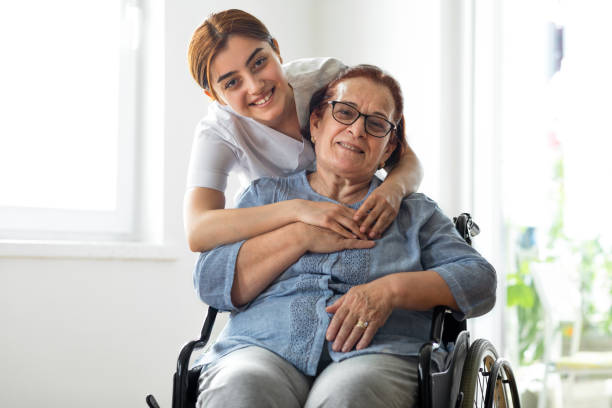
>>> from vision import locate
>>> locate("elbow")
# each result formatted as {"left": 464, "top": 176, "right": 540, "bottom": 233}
{"left": 184, "top": 216, "right": 201, "bottom": 252}
{"left": 469, "top": 264, "right": 498, "bottom": 318}
{"left": 186, "top": 226, "right": 211, "bottom": 252}
{"left": 230, "top": 291, "right": 248, "bottom": 309}
{"left": 187, "top": 235, "right": 203, "bottom": 253}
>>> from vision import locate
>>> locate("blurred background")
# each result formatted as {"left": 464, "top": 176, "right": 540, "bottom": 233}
{"left": 0, "top": 0, "right": 610, "bottom": 406}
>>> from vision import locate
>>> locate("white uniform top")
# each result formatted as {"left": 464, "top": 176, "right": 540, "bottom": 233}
{"left": 186, "top": 57, "right": 346, "bottom": 192}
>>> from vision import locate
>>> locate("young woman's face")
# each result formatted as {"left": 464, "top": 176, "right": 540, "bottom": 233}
{"left": 209, "top": 35, "right": 292, "bottom": 129}
{"left": 310, "top": 77, "right": 398, "bottom": 180}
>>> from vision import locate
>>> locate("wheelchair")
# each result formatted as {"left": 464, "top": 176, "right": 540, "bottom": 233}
{"left": 147, "top": 213, "right": 520, "bottom": 408}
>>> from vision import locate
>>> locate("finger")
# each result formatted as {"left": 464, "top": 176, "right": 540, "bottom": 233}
{"left": 326, "top": 304, "right": 349, "bottom": 341}
{"left": 367, "top": 209, "right": 393, "bottom": 239}
{"left": 326, "top": 296, "right": 345, "bottom": 314}
{"left": 341, "top": 324, "right": 367, "bottom": 352}
{"left": 332, "top": 315, "right": 358, "bottom": 352}
{"left": 355, "top": 325, "right": 377, "bottom": 350}
{"left": 359, "top": 203, "right": 385, "bottom": 234}
{"left": 336, "top": 215, "right": 368, "bottom": 239}
{"left": 326, "top": 222, "right": 357, "bottom": 239}
{"left": 343, "top": 238, "right": 375, "bottom": 250}
{"left": 354, "top": 198, "right": 375, "bottom": 222}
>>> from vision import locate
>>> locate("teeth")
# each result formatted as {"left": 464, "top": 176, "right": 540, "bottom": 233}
{"left": 253, "top": 91, "right": 272, "bottom": 105}
{"left": 338, "top": 142, "right": 362, "bottom": 153}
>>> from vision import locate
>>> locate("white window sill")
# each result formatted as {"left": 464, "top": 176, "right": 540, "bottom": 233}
{"left": 0, "top": 240, "right": 184, "bottom": 261}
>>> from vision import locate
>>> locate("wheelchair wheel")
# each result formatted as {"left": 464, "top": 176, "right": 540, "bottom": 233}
{"left": 484, "top": 358, "right": 521, "bottom": 408}
{"left": 459, "top": 339, "right": 499, "bottom": 407}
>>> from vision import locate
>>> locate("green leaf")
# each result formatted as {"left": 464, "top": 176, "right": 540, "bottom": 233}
{"left": 507, "top": 284, "right": 535, "bottom": 308}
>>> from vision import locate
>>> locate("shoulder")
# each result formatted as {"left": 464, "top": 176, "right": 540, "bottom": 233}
{"left": 237, "top": 172, "right": 305, "bottom": 206}
{"left": 284, "top": 57, "right": 347, "bottom": 87}
{"left": 195, "top": 102, "right": 252, "bottom": 144}
{"left": 399, "top": 193, "right": 441, "bottom": 222}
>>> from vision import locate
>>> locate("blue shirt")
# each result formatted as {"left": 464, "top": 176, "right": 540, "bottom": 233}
{"left": 193, "top": 171, "right": 496, "bottom": 376}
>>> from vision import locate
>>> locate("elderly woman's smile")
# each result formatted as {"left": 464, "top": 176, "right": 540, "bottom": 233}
{"left": 336, "top": 141, "right": 364, "bottom": 154}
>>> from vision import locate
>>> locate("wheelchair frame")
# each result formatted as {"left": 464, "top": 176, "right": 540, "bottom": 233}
{"left": 147, "top": 213, "right": 520, "bottom": 408}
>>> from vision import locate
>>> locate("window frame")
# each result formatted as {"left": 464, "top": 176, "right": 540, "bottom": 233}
{"left": 0, "top": 0, "right": 142, "bottom": 242}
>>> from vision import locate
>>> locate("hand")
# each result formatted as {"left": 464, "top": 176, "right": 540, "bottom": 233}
{"left": 325, "top": 278, "right": 393, "bottom": 352}
{"left": 300, "top": 223, "right": 375, "bottom": 254}
{"left": 353, "top": 184, "right": 402, "bottom": 239}
{"left": 296, "top": 200, "right": 367, "bottom": 240}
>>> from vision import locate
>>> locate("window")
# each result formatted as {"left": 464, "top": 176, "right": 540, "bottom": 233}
{"left": 473, "top": 0, "right": 612, "bottom": 404}
{"left": 0, "top": 0, "right": 142, "bottom": 241}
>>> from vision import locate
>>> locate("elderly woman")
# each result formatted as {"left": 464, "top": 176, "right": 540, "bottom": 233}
{"left": 193, "top": 65, "right": 496, "bottom": 408}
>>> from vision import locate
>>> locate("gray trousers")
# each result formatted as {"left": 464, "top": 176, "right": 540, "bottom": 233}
{"left": 197, "top": 346, "right": 418, "bottom": 408}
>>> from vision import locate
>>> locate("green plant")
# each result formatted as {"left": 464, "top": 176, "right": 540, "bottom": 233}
{"left": 506, "top": 154, "right": 612, "bottom": 365}
{"left": 507, "top": 256, "right": 545, "bottom": 364}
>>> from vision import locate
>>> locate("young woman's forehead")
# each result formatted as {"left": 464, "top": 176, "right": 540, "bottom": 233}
{"left": 211, "top": 35, "right": 273, "bottom": 75}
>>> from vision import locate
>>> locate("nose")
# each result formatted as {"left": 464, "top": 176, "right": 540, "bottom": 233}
{"left": 246, "top": 74, "right": 265, "bottom": 95}
{"left": 346, "top": 115, "right": 367, "bottom": 138}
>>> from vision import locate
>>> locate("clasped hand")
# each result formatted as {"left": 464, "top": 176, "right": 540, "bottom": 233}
{"left": 296, "top": 183, "right": 400, "bottom": 240}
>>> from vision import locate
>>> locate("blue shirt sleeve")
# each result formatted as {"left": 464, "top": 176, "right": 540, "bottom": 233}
{"left": 192, "top": 179, "right": 276, "bottom": 311}
{"left": 416, "top": 200, "right": 497, "bottom": 319}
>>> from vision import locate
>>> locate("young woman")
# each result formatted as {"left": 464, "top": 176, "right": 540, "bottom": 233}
{"left": 185, "top": 9, "right": 423, "bottom": 252}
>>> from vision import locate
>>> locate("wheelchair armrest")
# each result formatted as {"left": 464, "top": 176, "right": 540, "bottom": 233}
{"left": 176, "top": 306, "right": 218, "bottom": 376}
{"left": 171, "top": 306, "right": 219, "bottom": 408}
{"left": 199, "top": 306, "right": 218, "bottom": 343}
{"left": 429, "top": 306, "right": 448, "bottom": 344}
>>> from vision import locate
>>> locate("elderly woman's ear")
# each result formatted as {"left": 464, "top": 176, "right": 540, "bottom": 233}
{"left": 309, "top": 109, "right": 324, "bottom": 143}
{"left": 379, "top": 137, "right": 398, "bottom": 169}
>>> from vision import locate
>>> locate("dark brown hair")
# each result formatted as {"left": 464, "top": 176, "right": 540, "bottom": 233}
{"left": 305, "top": 64, "right": 407, "bottom": 167}
{"left": 187, "top": 9, "right": 280, "bottom": 100}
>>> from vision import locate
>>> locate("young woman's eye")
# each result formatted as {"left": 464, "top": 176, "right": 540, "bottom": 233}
{"left": 252, "top": 56, "right": 267, "bottom": 70}
{"left": 224, "top": 78, "right": 238, "bottom": 90}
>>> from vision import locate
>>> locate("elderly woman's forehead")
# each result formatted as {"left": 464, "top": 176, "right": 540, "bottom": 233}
{"left": 334, "top": 78, "right": 395, "bottom": 110}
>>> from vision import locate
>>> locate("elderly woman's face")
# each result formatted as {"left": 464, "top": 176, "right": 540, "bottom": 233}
{"left": 310, "top": 77, "right": 398, "bottom": 179}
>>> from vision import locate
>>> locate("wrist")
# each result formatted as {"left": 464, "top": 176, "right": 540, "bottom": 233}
{"left": 383, "top": 274, "right": 407, "bottom": 309}
{"left": 288, "top": 222, "right": 310, "bottom": 253}
{"left": 379, "top": 181, "right": 404, "bottom": 206}
{"left": 288, "top": 199, "right": 306, "bottom": 223}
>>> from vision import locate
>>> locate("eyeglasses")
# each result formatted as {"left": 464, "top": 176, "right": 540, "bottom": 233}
{"left": 327, "top": 101, "right": 396, "bottom": 138}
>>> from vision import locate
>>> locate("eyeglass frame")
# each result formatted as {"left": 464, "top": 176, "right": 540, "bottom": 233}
{"left": 327, "top": 100, "right": 397, "bottom": 138}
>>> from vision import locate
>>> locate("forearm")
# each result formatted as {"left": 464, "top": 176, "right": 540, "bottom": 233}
{"left": 382, "top": 270, "right": 459, "bottom": 311}
{"left": 186, "top": 199, "right": 301, "bottom": 252}
{"left": 232, "top": 223, "right": 307, "bottom": 307}
{"left": 383, "top": 144, "right": 423, "bottom": 196}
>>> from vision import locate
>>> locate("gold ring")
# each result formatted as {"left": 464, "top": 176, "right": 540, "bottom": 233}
{"left": 355, "top": 320, "right": 369, "bottom": 329}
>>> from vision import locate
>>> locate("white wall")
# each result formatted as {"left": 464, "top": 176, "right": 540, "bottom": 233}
{"left": 0, "top": 2, "right": 460, "bottom": 407}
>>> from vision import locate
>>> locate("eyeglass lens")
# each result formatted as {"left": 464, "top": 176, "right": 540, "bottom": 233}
{"left": 331, "top": 102, "right": 392, "bottom": 137}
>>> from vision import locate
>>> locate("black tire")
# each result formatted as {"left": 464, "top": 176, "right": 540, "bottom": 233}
{"left": 459, "top": 339, "right": 499, "bottom": 407}
{"left": 484, "top": 358, "right": 521, "bottom": 408}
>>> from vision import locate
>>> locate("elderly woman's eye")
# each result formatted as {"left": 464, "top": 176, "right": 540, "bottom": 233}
{"left": 369, "top": 119, "right": 387, "bottom": 131}
{"left": 336, "top": 108, "right": 356, "bottom": 120}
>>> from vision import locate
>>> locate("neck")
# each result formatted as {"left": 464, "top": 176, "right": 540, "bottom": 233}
{"left": 273, "top": 86, "right": 302, "bottom": 141}
{"left": 307, "top": 170, "right": 372, "bottom": 205}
